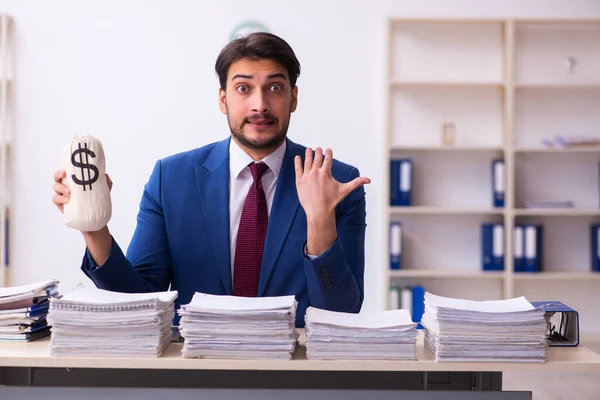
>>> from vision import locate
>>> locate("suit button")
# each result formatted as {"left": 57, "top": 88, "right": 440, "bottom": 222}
{"left": 320, "top": 266, "right": 328, "bottom": 273}
{"left": 325, "top": 282, "right": 333, "bottom": 289}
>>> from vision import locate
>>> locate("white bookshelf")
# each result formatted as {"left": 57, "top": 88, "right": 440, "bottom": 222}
{"left": 0, "top": 15, "right": 13, "bottom": 288}
{"left": 386, "top": 18, "right": 600, "bottom": 335}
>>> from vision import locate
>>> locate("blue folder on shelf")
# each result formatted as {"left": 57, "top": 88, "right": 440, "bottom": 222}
{"left": 389, "top": 222, "right": 402, "bottom": 270}
{"left": 481, "top": 223, "right": 504, "bottom": 271}
{"left": 491, "top": 158, "right": 505, "bottom": 208}
{"left": 390, "top": 159, "right": 412, "bottom": 206}
{"left": 591, "top": 224, "right": 600, "bottom": 272}
{"left": 530, "top": 301, "right": 579, "bottom": 347}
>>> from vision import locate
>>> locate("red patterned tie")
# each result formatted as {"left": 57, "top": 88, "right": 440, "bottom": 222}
{"left": 233, "top": 162, "right": 270, "bottom": 297}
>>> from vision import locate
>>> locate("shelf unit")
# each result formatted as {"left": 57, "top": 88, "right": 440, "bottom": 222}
{"left": 0, "top": 15, "right": 13, "bottom": 288}
{"left": 385, "top": 18, "right": 600, "bottom": 333}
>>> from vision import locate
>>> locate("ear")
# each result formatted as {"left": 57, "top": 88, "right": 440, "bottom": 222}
{"left": 291, "top": 86, "right": 298, "bottom": 113}
{"left": 218, "top": 87, "right": 227, "bottom": 114}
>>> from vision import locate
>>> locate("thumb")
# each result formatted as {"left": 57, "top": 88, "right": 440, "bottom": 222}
{"left": 341, "top": 176, "right": 371, "bottom": 197}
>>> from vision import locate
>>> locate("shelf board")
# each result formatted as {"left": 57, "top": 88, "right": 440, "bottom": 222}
{"left": 391, "top": 145, "right": 504, "bottom": 152}
{"left": 390, "top": 80, "right": 504, "bottom": 88}
{"left": 389, "top": 270, "right": 504, "bottom": 279}
{"left": 515, "top": 83, "right": 600, "bottom": 89}
{"left": 391, "top": 206, "right": 504, "bottom": 216}
{"left": 515, "top": 146, "right": 600, "bottom": 153}
{"left": 513, "top": 272, "right": 600, "bottom": 281}
{"left": 514, "top": 208, "right": 600, "bottom": 217}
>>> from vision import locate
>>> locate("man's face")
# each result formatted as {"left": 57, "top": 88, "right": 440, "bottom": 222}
{"left": 219, "top": 58, "right": 298, "bottom": 153}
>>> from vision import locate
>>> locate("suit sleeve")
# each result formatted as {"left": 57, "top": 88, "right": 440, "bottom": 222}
{"left": 81, "top": 160, "right": 172, "bottom": 293}
{"left": 303, "top": 167, "right": 365, "bottom": 313}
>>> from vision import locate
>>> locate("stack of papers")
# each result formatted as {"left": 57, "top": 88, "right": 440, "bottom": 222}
{"left": 305, "top": 307, "right": 418, "bottom": 360}
{"left": 47, "top": 285, "right": 177, "bottom": 357}
{"left": 422, "top": 292, "right": 548, "bottom": 362}
{"left": 0, "top": 279, "right": 59, "bottom": 341}
{"left": 178, "top": 293, "right": 298, "bottom": 359}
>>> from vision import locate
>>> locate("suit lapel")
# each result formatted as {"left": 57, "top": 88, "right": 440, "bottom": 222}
{"left": 195, "top": 138, "right": 232, "bottom": 294}
{"left": 257, "top": 139, "right": 302, "bottom": 296}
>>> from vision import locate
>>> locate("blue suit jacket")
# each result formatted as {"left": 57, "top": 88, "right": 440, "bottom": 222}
{"left": 81, "top": 137, "right": 366, "bottom": 327}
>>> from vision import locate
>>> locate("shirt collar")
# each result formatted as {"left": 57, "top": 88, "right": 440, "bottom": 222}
{"left": 229, "top": 137, "right": 287, "bottom": 180}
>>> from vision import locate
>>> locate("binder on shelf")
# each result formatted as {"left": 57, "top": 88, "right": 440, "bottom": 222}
{"left": 401, "top": 286, "right": 412, "bottom": 315}
{"left": 491, "top": 159, "right": 505, "bottom": 208}
{"left": 523, "top": 225, "right": 543, "bottom": 272}
{"left": 389, "top": 222, "right": 402, "bottom": 270}
{"left": 591, "top": 224, "right": 600, "bottom": 272}
{"left": 481, "top": 223, "right": 504, "bottom": 271}
{"left": 514, "top": 225, "right": 525, "bottom": 272}
{"left": 388, "top": 285, "right": 400, "bottom": 309}
{"left": 411, "top": 285, "right": 425, "bottom": 329}
{"left": 530, "top": 301, "right": 579, "bottom": 347}
{"left": 390, "top": 159, "right": 412, "bottom": 206}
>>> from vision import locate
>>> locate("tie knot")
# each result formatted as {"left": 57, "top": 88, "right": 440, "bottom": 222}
{"left": 249, "top": 162, "right": 269, "bottom": 182}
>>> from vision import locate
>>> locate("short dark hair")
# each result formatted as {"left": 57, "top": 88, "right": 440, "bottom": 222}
{"left": 215, "top": 32, "right": 301, "bottom": 90}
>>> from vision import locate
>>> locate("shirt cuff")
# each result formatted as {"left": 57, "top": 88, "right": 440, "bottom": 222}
{"left": 303, "top": 243, "right": 318, "bottom": 260}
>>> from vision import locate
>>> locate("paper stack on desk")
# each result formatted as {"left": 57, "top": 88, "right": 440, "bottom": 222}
{"left": 0, "top": 279, "right": 59, "bottom": 341}
{"left": 304, "top": 307, "right": 418, "bottom": 360}
{"left": 422, "top": 292, "right": 548, "bottom": 362}
{"left": 178, "top": 293, "right": 298, "bottom": 359}
{"left": 47, "top": 285, "right": 177, "bottom": 357}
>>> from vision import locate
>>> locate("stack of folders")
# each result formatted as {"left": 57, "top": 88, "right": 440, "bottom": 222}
{"left": 178, "top": 293, "right": 298, "bottom": 359}
{"left": 47, "top": 285, "right": 177, "bottom": 357}
{"left": 422, "top": 292, "right": 548, "bottom": 362}
{"left": 304, "top": 307, "right": 418, "bottom": 360}
{"left": 0, "top": 279, "right": 59, "bottom": 341}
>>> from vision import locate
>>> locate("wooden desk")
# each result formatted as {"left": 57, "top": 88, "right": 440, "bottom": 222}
{"left": 0, "top": 331, "right": 598, "bottom": 392}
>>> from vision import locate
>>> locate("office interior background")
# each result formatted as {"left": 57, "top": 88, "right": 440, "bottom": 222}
{"left": 0, "top": 0, "right": 600, "bottom": 388}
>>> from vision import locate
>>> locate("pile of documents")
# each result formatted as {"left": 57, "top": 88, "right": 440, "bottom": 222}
{"left": 178, "top": 293, "right": 298, "bottom": 359}
{"left": 47, "top": 285, "right": 177, "bottom": 357}
{"left": 304, "top": 307, "right": 418, "bottom": 360}
{"left": 0, "top": 279, "right": 59, "bottom": 341}
{"left": 422, "top": 292, "right": 548, "bottom": 362}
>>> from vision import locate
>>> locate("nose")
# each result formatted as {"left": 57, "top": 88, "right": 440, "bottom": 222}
{"left": 251, "top": 91, "right": 269, "bottom": 114}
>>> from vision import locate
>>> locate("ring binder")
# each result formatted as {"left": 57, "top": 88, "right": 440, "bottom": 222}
{"left": 531, "top": 301, "right": 579, "bottom": 347}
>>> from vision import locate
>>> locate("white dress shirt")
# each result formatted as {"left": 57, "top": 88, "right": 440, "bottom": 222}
{"left": 229, "top": 138, "right": 286, "bottom": 278}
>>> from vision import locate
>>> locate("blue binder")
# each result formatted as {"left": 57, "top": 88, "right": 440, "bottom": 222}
{"left": 530, "top": 301, "right": 579, "bottom": 347}
{"left": 491, "top": 159, "right": 505, "bottom": 208}
{"left": 591, "top": 224, "right": 600, "bottom": 272}
{"left": 481, "top": 223, "right": 504, "bottom": 271}
{"left": 523, "top": 224, "right": 542, "bottom": 272}
{"left": 411, "top": 285, "right": 425, "bottom": 329}
{"left": 389, "top": 222, "right": 402, "bottom": 270}
{"left": 390, "top": 159, "right": 412, "bottom": 206}
{"left": 513, "top": 225, "right": 525, "bottom": 272}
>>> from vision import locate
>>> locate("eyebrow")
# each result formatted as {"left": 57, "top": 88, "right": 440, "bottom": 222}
{"left": 231, "top": 73, "right": 288, "bottom": 81}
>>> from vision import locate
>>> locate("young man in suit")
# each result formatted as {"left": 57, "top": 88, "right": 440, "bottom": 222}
{"left": 52, "top": 32, "right": 370, "bottom": 327}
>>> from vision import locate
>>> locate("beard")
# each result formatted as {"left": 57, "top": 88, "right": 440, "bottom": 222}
{"left": 226, "top": 109, "right": 290, "bottom": 152}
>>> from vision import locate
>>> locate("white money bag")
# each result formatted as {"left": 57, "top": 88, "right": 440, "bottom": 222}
{"left": 61, "top": 134, "right": 112, "bottom": 231}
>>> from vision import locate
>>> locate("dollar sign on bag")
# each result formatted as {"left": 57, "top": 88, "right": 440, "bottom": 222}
{"left": 71, "top": 143, "right": 98, "bottom": 191}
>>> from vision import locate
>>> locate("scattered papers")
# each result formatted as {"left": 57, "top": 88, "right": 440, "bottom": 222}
{"left": 422, "top": 292, "right": 548, "bottom": 362}
{"left": 178, "top": 293, "right": 298, "bottom": 359}
{"left": 305, "top": 307, "right": 418, "bottom": 360}
{"left": 47, "top": 284, "right": 177, "bottom": 357}
{"left": 0, "top": 279, "right": 58, "bottom": 341}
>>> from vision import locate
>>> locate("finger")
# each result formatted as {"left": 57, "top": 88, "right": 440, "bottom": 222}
{"left": 313, "top": 147, "right": 323, "bottom": 169}
{"left": 53, "top": 194, "right": 69, "bottom": 205}
{"left": 341, "top": 177, "right": 372, "bottom": 197}
{"left": 53, "top": 182, "right": 70, "bottom": 196}
{"left": 322, "top": 148, "right": 333, "bottom": 171}
{"left": 304, "top": 147, "right": 312, "bottom": 171}
{"left": 294, "top": 155, "right": 303, "bottom": 180}
{"left": 54, "top": 169, "right": 66, "bottom": 182}
{"left": 105, "top": 173, "right": 113, "bottom": 190}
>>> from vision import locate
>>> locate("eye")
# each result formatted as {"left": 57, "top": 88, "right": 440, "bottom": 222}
{"left": 236, "top": 85, "right": 249, "bottom": 94}
{"left": 270, "top": 84, "right": 282, "bottom": 92}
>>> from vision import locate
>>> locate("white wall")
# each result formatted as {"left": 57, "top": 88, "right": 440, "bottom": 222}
{"left": 1, "top": 0, "right": 599, "bottom": 314}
